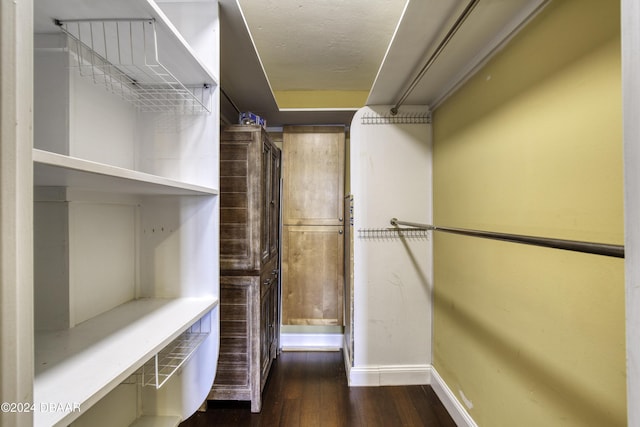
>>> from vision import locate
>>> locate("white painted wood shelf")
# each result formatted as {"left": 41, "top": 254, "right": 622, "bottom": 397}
{"left": 33, "top": 0, "right": 218, "bottom": 88}
{"left": 34, "top": 297, "right": 218, "bottom": 427}
{"left": 33, "top": 149, "right": 218, "bottom": 196}
{"left": 129, "top": 415, "right": 182, "bottom": 427}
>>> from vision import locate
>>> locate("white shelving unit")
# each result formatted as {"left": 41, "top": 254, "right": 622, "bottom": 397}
{"left": 32, "top": 0, "right": 220, "bottom": 426}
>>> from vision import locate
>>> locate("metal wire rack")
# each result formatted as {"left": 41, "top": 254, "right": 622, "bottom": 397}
{"left": 360, "top": 111, "right": 431, "bottom": 125}
{"left": 57, "top": 19, "right": 211, "bottom": 114}
{"left": 125, "top": 317, "right": 210, "bottom": 389}
{"left": 358, "top": 227, "right": 431, "bottom": 240}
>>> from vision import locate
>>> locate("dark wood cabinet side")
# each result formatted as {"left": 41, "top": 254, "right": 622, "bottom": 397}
{"left": 211, "top": 125, "right": 281, "bottom": 413}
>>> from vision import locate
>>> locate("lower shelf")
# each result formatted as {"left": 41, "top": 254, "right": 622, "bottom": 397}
{"left": 129, "top": 415, "right": 182, "bottom": 427}
{"left": 34, "top": 297, "right": 218, "bottom": 427}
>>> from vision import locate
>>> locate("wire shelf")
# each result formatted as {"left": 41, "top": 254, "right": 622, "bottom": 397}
{"left": 358, "top": 227, "right": 431, "bottom": 240}
{"left": 57, "top": 19, "right": 212, "bottom": 114}
{"left": 360, "top": 111, "right": 431, "bottom": 125}
{"left": 125, "top": 317, "right": 210, "bottom": 389}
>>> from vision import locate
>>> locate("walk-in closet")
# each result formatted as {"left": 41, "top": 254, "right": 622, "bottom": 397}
{"left": 1, "top": 0, "right": 638, "bottom": 426}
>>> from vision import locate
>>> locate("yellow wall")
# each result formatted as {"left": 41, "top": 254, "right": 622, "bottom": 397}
{"left": 432, "top": 0, "right": 625, "bottom": 425}
{"left": 273, "top": 90, "right": 368, "bottom": 109}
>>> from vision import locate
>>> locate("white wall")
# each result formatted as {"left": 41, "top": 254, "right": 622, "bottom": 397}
{"left": 349, "top": 105, "right": 433, "bottom": 386}
{"left": 622, "top": 1, "right": 640, "bottom": 425}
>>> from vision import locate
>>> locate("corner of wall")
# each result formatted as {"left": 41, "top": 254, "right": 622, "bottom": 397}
{"left": 430, "top": 367, "right": 479, "bottom": 427}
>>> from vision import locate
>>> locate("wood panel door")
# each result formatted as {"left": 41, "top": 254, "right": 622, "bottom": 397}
{"left": 281, "top": 126, "right": 345, "bottom": 325}
{"left": 282, "top": 225, "right": 344, "bottom": 325}
{"left": 269, "top": 147, "right": 281, "bottom": 259}
{"left": 282, "top": 126, "right": 345, "bottom": 226}
{"left": 219, "top": 126, "right": 262, "bottom": 272}
{"left": 260, "top": 138, "right": 273, "bottom": 264}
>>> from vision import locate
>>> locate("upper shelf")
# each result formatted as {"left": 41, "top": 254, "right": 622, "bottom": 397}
{"left": 34, "top": 149, "right": 219, "bottom": 196}
{"left": 34, "top": 0, "right": 218, "bottom": 113}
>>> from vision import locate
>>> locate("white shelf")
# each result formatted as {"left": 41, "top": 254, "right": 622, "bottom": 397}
{"left": 33, "top": 0, "right": 218, "bottom": 87}
{"left": 34, "top": 149, "right": 218, "bottom": 196}
{"left": 129, "top": 416, "right": 181, "bottom": 427}
{"left": 34, "top": 296, "right": 218, "bottom": 427}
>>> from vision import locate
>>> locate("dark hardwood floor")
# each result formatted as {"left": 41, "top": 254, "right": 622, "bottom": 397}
{"left": 180, "top": 351, "right": 457, "bottom": 427}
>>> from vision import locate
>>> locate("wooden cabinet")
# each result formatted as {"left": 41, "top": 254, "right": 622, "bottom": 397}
{"left": 281, "top": 225, "right": 344, "bottom": 325}
{"left": 211, "top": 125, "right": 281, "bottom": 412}
{"left": 281, "top": 126, "right": 345, "bottom": 326}
{"left": 282, "top": 126, "right": 345, "bottom": 226}
{"left": 260, "top": 262, "right": 280, "bottom": 382}
{"left": 30, "top": 1, "right": 221, "bottom": 426}
{"left": 219, "top": 125, "right": 280, "bottom": 272}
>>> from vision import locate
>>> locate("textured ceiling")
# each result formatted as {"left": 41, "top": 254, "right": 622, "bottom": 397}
{"left": 220, "top": 0, "right": 549, "bottom": 126}
{"left": 236, "top": 0, "right": 407, "bottom": 108}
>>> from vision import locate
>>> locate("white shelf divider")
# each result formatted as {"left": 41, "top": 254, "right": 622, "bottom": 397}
{"left": 34, "top": 296, "right": 218, "bottom": 427}
{"left": 33, "top": 148, "right": 218, "bottom": 196}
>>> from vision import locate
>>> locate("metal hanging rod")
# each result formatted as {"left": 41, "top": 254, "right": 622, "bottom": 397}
{"left": 390, "top": 0, "right": 481, "bottom": 115}
{"left": 390, "top": 218, "right": 435, "bottom": 230}
{"left": 389, "top": 218, "right": 625, "bottom": 258}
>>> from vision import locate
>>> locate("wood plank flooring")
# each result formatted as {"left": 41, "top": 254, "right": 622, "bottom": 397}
{"left": 180, "top": 351, "right": 457, "bottom": 427}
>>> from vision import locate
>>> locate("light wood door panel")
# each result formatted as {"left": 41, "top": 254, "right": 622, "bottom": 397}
{"left": 282, "top": 126, "right": 345, "bottom": 226}
{"left": 282, "top": 225, "right": 344, "bottom": 325}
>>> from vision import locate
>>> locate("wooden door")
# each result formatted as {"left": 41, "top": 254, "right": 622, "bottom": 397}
{"left": 281, "top": 126, "right": 345, "bottom": 325}
{"left": 269, "top": 147, "right": 281, "bottom": 259}
{"left": 282, "top": 126, "right": 345, "bottom": 226}
{"left": 260, "top": 138, "right": 272, "bottom": 264}
{"left": 282, "top": 225, "right": 344, "bottom": 325}
{"left": 219, "top": 126, "right": 263, "bottom": 272}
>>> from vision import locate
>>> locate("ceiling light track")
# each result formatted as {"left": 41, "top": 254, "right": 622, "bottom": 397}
{"left": 390, "top": 0, "right": 481, "bottom": 115}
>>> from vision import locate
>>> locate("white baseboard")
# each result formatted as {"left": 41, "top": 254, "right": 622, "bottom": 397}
{"left": 280, "top": 333, "right": 343, "bottom": 351}
{"left": 348, "top": 364, "right": 431, "bottom": 387}
{"left": 280, "top": 335, "right": 476, "bottom": 426}
{"left": 430, "top": 367, "right": 478, "bottom": 427}
{"left": 345, "top": 363, "right": 478, "bottom": 427}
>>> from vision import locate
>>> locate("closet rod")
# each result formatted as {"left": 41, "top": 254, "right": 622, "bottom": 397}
{"left": 389, "top": 218, "right": 625, "bottom": 258}
{"left": 390, "top": 0, "right": 481, "bottom": 115}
